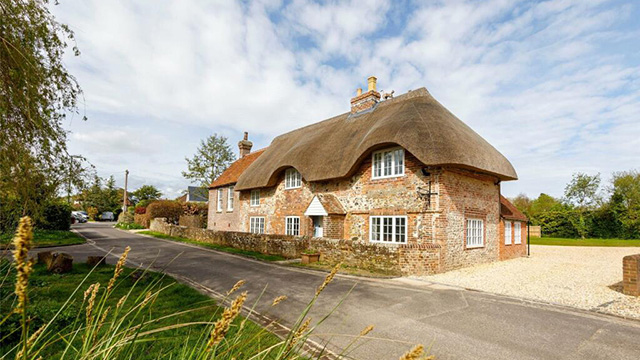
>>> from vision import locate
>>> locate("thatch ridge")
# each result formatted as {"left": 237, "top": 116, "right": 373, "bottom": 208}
{"left": 235, "top": 87, "right": 517, "bottom": 190}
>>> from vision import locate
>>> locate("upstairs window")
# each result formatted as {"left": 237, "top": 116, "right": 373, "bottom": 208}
{"left": 227, "top": 186, "right": 234, "bottom": 211}
{"left": 372, "top": 148, "right": 404, "bottom": 179}
{"left": 370, "top": 216, "right": 407, "bottom": 244}
{"left": 466, "top": 219, "right": 484, "bottom": 248}
{"left": 250, "top": 190, "right": 260, "bottom": 206}
{"left": 285, "top": 168, "right": 302, "bottom": 189}
{"left": 505, "top": 221, "right": 512, "bottom": 245}
{"left": 285, "top": 216, "right": 300, "bottom": 236}
{"left": 514, "top": 222, "right": 522, "bottom": 244}
{"left": 217, "top": 189, "right": 223, "bottom": 212}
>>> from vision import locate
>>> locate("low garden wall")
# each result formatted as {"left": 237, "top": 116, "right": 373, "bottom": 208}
{"left": 150, "top": 218, "right": 442, "bottom": 276}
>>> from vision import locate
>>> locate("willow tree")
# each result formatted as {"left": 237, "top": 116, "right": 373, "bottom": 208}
{"left": 0, "top": 0, "right": 86, "bottom": 229}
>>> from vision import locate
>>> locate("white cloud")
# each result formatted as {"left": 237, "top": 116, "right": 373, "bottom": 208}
{"left": 53, "top": 0, "right": 640, "bottom": 199}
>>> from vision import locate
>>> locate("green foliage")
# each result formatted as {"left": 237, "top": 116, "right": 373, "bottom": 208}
{"left": 530, "top": 237, "right": 640, "bottom": 247}
{"left": 182, "top": 134, "right": 236, "bottom": 187}
{"left": 79, "top": 175, "right": 122, "bottom": 214}
{"left": 146, "top": 200, "right": 183, "bottom": 224}
{"left": 117, "top": 211, "right": 134, "bottom": 224}
{"left": 37, "top": 202, "right": 72, "bottom": 230}
{"left": 0, "top": 229, "right": 84, "bottom": 247}
{"left": 131, "top": 185, "right": 162, "bottom": 203}
{"left": 114, "top": 222, "right": 145, "bottom": 230}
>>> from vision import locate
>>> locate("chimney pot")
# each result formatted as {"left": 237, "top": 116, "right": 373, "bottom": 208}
{"left": 238, "top": 132, "right": 253, "bottom": 158}
{"left": 367, "top": 76, "right": 377, "bottom": 92}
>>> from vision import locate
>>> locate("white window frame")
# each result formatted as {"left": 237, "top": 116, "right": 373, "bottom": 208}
{"left": 285, "top": 216, "right": 300, "bottom": 236}
{"left": 369, "top": 216, "right": 408, "bottom": 244}
{"left": 514, "top": 222, "right": 522, "bottom": 244}
{"left": 505, "top": 221, "right": 512, "bottom": 245}
{"left": 372, "top": 148, "right": 405, "bottom": 180}
{"left": 284, "top": 168, "right": 302, "bottom": 189}
{"left": 250, "top": 189, "right": 260, "bottom": 206}
{"left": 217, "top": 189, "right": 223, "bottom": 212}
{"left": 227, "top": 186, "right": 234, "bottom": 211}
{"left": 466, "top": 219, "right": 484, "bottom": 249}
{"left": 250, "top": 217, "right": 265, "bottom": 234}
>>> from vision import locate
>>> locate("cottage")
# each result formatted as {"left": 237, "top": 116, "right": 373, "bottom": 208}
{"left": 209, "top": 77, "right": 527, "bottom": 273}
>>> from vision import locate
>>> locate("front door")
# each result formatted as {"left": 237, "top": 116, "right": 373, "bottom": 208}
{"left": 312, "top": 216, "right": 323, "bottom": 238}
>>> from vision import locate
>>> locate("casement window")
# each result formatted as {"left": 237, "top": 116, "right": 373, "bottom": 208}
{"left": 250, "top": 190, "right": 260, "bottom": 206}
{"left": 372, "top": 148, "right": 404, "bottom": 179}
{"left": 285, "top": 216, "right": 300, "bottom": 236}
{"left": 466, "top": 219, "right": 484, "bottom": 248}
{"left": 514, "top": 222, "right": 522, "bottom": 244}
{"left": 250, "top": 217, "right": 265, "bottom": 234}
{"left": 217, "top": 189, "right": 223, "bottom": 212}
{"left": 285, "top": 168, "right": 302, "bottom": 189}
{"left": 370, "top": 216, "right": 407, "bottom": 244}
{"left": 505, "top": 221, "right": 512, "bottom": 245}
{"left": 227, "top": 186, "right": 234, "bottom": 211}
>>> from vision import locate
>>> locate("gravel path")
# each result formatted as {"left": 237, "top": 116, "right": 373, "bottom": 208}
{"left": 415, "top": 245, "right": 640, "bottom": 320}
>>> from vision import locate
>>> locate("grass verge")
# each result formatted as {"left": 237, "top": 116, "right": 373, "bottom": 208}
{"left": 530, "top": 236, "right": 640, "bottom": 247}
{"left": 138, "top": 230, "right": 286, "bottom": 262}
{"left": 291, "top": 261, "right": 400, "bottom": 278}
{"left": 0, "top": 229, "right": 85, "bottom": 248}
{"left": 0, "top": 261, "right": 280, "bottom": 359}
{"left": 114, "top": 222, "right": 146, "bottom": 230}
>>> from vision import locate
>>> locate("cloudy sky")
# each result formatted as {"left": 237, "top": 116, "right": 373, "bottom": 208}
{"left": 53, "top": 0, "right": 640, "bottom": 199}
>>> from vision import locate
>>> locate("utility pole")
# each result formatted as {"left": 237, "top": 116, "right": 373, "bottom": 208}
{"left": 123, "top": 169, "right": 129, "bottom": 212}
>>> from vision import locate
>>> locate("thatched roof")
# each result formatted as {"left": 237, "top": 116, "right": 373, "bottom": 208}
{"left": 235, "top": 87, "right": 517, "bottom": 191}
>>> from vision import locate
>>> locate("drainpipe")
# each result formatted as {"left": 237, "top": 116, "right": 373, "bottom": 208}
{"left": 527, "top": 220, "right": 531, "bottom": 257}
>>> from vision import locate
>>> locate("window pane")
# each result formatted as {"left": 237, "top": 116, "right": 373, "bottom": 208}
{"left": 383, "top": 218, "right": 393, "bottom": 242}
{"left": 394, "top": 149, "right": 404, "bottom": 175}
{"left": 395, "top": 217, "right": 406, "bottom": 243}
{"left": 384, "top": 151, "right": 392, "bottom": 176}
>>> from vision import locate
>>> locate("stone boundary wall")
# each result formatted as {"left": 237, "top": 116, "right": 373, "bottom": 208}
{"left": 150, "top": 218, "right": 442, "bottom": 276}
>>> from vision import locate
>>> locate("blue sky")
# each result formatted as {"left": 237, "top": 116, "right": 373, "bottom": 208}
{"left": 53, "top": 0, "right": 640, "bottom": 199}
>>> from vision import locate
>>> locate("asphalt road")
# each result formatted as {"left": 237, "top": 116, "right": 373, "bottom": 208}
{"left": 35, "top": 222, "right": 640, "bottom": 359}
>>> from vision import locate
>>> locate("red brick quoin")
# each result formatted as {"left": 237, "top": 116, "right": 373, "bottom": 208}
{"left": 623, "top": 254, "right": 640, "bottom": 296}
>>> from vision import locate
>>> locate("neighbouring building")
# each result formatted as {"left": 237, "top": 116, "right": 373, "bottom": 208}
{"left": 209, "top": 77, "right": 528, "bottom": 273}
{"left": 177, "top": 186, "right": 209, "bottom": 203}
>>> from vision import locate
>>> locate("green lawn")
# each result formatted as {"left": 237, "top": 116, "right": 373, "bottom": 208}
{"left": 0, "top": 229, "right": 85, "bottom": 248}
{"left": 0, "top": 261, "right": 280, "bottom": 359}
{"left": 138, "top": 231, "right": 286, "bottom": 262}
{"left": 530, "top": 236, "right": 640, "bottom": 247}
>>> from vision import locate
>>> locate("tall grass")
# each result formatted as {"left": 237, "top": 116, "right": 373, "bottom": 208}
{"left": 1, "top": 216, "right": 429, "bottom": 359}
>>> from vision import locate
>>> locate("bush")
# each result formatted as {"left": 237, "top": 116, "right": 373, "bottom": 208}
{"left": 37, "top": 203, "right": 71, "bottom": 231}
{"left": 117, "top": 211, "right": 134, "bottom": 224}
{"left": 537, "top": 210, "right": 578, "bottom": 238}
{"left": 134, "top": 213, "right": 150, "bottom": 228}
{"left": 147, "top": 200, "right": 183, "bottom": 225}
{"left": 134, "top": 206, "right": 146, "bottom": 214}
{"left": 86, "top": 207, "right": 98, "bottom": 221}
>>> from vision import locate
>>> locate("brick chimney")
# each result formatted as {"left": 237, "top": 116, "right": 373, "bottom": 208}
{"left": 350, "top": 76, "right": 381, "bottom": 114}
{"left": 238, "top": 132, "right": 253, "bottom": 158}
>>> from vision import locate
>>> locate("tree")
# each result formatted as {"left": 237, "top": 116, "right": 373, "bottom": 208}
{"left": 610, "top": 170, "right": 640, "bottom": 238}
{"left": 182, "top": 134, "right": 236, "bottom": 187}
{"left": 564, "top": 172, "right": 601, "bottom": 238}
{"left": 0, "top": 0, "right": 84, "bottom": 230}
{"left": 511, "top": 193, "right": 532, "bottom": 218}
{"left": 131, "top": 185, "right": 162, "bottom": 203}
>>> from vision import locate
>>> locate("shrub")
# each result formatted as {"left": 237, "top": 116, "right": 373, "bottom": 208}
{"left": 134, "top": 213, "right": 150, "bottom": 228}
{"left": 86, "top": 207, "right": 98, "bottom": 221}
{"left": 135, "top": 206, "right": 146, "bottom": 214}
{"left": 37, "top": 203, "right": 71, "bottom": 231}
{"left": 117, "top": 211, "right": 134, "bottom": 224}
{"left": 147, "top": 200, "right": 183, "bottom": 225}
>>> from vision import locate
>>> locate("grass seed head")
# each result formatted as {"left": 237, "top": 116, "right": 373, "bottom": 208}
{"left": 399, "top": 344, "right": 425, "bottom": 360}
{"left": 271, "top": 295, "right": 287, "bottom": 306}
{"left": 226, "top": 279, "right": 246, "bottom": 296}
{"left": 12, "top": 217, "right": 34, "bottom": 314}
{"left": 107, "top": 246, "right": 130, "bottom": 293}
{"left": 359, "top": 325, "right": 374, "bottom": 336}
{"left": 85, "top": 282, "right": 100, "bottom": 323}
{"left": 207, "top": 291, "right": 247, "bottom": 350}
{"left": 315, "top": 263, "right": 340, "bottom": 297}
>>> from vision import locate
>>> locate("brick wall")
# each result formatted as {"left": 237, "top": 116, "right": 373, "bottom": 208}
{"left": 498, "top": 219, "right": 527, "bottom": 260}
{"left": 151, "top": 218, "right": 442, "bottom": 276}
{"left": 208, "top": 186, "right": 242, "bottom": 231}
{"left": 623, "top": 254, "right": 640, "bottom": 296}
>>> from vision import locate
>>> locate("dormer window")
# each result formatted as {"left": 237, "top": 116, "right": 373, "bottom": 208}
{"left": 372, "top": 148, "right": 404, "bottom": 179}
{"left": 285, "top": 168, "right": 302, "bottom": 189}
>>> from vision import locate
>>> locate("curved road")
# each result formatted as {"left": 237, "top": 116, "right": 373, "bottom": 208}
{"left": 38, "top": 223, "right": 640, "bottom": 359}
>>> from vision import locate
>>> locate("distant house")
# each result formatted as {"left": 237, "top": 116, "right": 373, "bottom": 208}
{"left": 177, "top": 186, "right": 209, "bottom": 203}
{"left": 208, "top": 77, "right": 527, "bottom": 273}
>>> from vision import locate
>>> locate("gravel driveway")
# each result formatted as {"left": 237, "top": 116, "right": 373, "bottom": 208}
{"left": 415, "top": 245, "right": 640, "bottom": 320}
